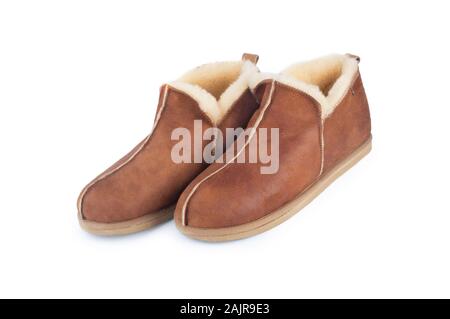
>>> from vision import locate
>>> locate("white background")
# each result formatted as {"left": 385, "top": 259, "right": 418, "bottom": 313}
{"left": 1, "top": 0, "right": 449, "bottom": 298}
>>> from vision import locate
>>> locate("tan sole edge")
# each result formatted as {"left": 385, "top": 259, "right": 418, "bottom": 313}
{"left": 177, "top": 137, "right": 372, "bottom": 242}
{"left": 79, "top": 205, "right": 174, "bottom": 236}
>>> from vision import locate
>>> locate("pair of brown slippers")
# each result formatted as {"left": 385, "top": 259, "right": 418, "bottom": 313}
{"left": 77, "top": 53, "right": 372, "bottom": 241}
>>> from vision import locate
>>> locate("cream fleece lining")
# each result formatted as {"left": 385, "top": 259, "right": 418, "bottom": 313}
{"left": 170, "top": 60, "right": 258, "bottom": 125}
{"left": 249, "top": 54, "right": 359, "bottom": 118}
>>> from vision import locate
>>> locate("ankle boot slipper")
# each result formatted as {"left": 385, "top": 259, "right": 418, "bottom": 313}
{"left": 78, "top": 54, "right": 260, "bottom": 235}
{"left": 174, "top": 54, "right": 372, "bottom": 241}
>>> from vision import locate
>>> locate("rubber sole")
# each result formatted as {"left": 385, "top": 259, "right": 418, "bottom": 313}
{"left": 78, "top": 205, "right": 174, "bottom": 236}
{"left": 176, "top": 137, "right": 372, "bottom": 242}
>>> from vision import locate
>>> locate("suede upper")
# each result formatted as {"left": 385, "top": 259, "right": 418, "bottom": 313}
{"left": 175, "top": 55, "right": 371, "bottom": 229}
{"left": 78, "top": 56, "right": 260, "bottom": 224}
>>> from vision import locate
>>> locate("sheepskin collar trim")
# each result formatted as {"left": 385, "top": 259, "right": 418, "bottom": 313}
{"left": 249, "top": 54, "right": 359, "bottom": 119}
{"left": 169, "top": 60, "right": 258, "bottom": 125}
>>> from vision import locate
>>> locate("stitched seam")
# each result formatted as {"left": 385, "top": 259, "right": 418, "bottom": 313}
{"left": 77, "top": 85, "right": 170, "bottom": 218}
{"left": 181, "top": 80, "right": 276, "bottom": 226}
{"left": 275, "top": 74, "right": 360, "bottom": 178}
{"left": 321, "top": 71, "right": 362, "bottom": 173}
{"left": 319, "top": 117, "right": 325, "bottom": 177}
{"left": 218, "top": 88, "right": 254, "bottom": 125}
{"left": 274, "top": 82, "right": 324, "bottom": 178}
{"left": 167, "top": 86, "right": 216, "bottom": 126}
{"left": 325, "top": 70, "right": 361, "bottom": 119}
